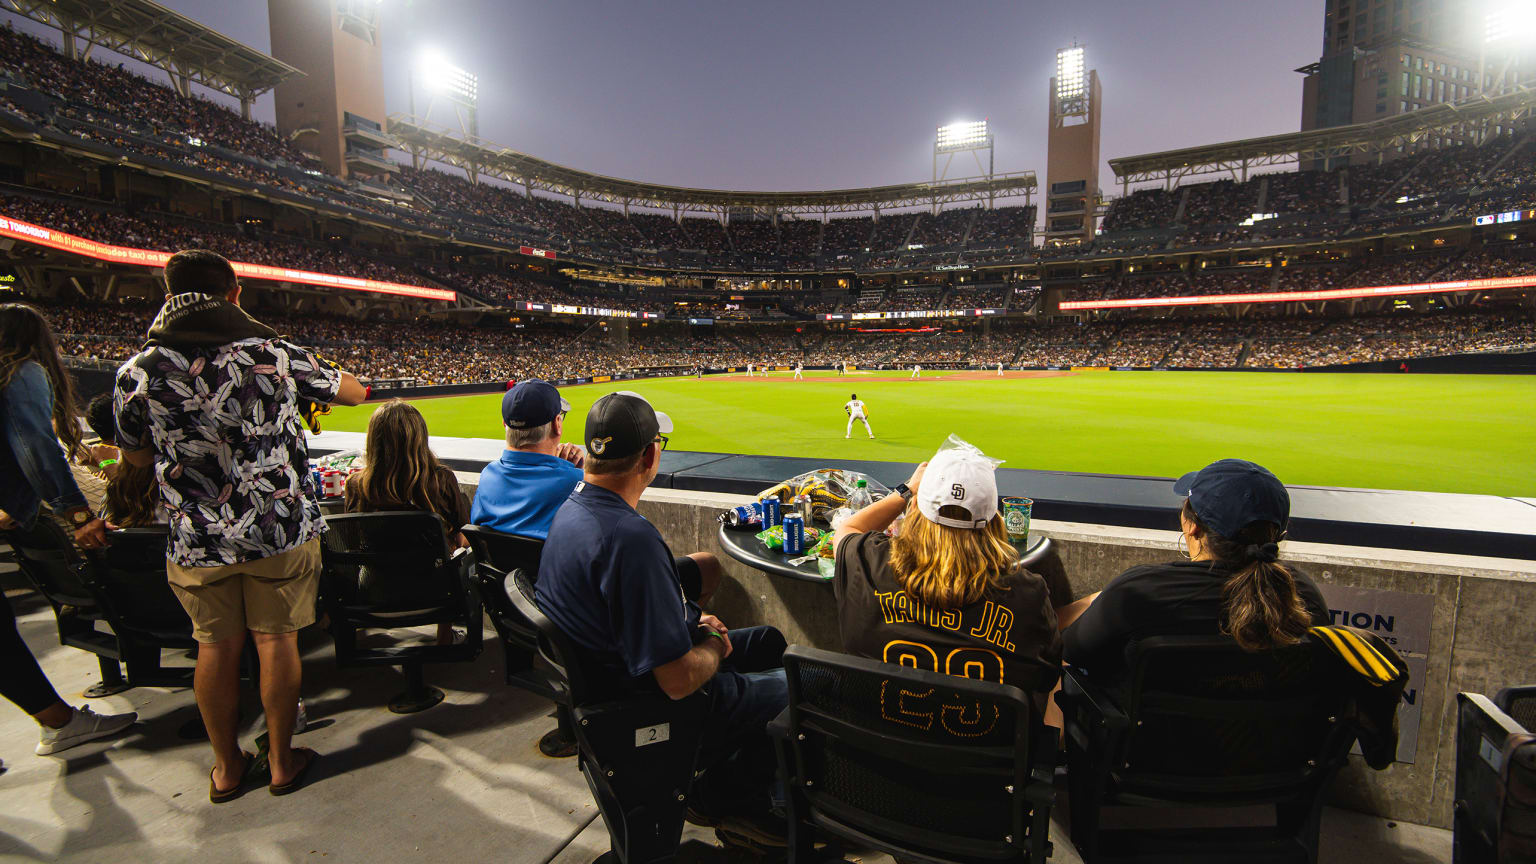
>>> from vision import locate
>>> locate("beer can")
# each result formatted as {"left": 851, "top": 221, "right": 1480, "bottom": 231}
{"left": 311, "top": 467, "right": 323, "bottom": 491}
{"left": 794, "top": 493, "right": 815, "bottom": 524}
{"left": 782, "top": 513, "right": 805, "bottom": 555}
{"left": 719, "top": 503, "right": 762, "bottom": 528}
{"left": 759, "top": 496, "right": 782, "bottom": 528}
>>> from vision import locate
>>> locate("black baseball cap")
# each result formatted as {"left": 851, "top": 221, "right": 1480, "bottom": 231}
{"left": 584, "top": 391, "right": 673, "bottom": 460}
{"left": 502, "top": 379, "right": 570, "bottom": 429}
{"left": 1173, "top": 459, "right": 1290, "bottom": 539}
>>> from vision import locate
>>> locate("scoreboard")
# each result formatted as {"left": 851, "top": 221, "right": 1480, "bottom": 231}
{"left": 1474, "top": 208, "right": 1535, "bottom": 226}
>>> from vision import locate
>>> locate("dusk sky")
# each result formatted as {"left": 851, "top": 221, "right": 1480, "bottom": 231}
{"left": 11, "top": 1, "right": 1323, "bottom": 195}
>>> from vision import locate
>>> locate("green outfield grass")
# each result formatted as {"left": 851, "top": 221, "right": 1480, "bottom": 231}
{"left": 318, "top": 370, "right": 1536, "bottom": 497}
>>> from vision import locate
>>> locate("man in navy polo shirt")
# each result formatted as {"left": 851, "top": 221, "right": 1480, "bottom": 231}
{"left": 537, "top": 392, "right": 786, "bottom": 845}
{"left": 471, "top": 379, "right": 585, "bottom": 540}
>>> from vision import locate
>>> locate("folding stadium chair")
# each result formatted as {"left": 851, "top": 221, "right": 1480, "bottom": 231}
{"left": 504, "top": 569, "right": 710, "bottom": 864}
{"left": 461, "top": 524, "right": 573, "bottom": 755}
{"left": 1496, "top": 686, "right": 1536, "bottom": 736}
{"left": 84, "top": 527, "right": 198, "bottom": 688}
{"left": 319, "top": 512, "right": 482, "bottom": 713}
{"left": 1, "top": 518, "right": 129, "bottom": 696}
{"left": 771, "top": 645, "right": 1058, "bottom": 864}
{"left": 1454, "top": 691, "right": 1536, "bottom": 863}
{"left": 1057, "top": 636, "right": 1358, "bottom": 864}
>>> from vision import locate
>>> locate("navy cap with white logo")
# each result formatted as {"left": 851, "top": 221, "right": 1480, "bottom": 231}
{"left": 502, "top": 379, "right": 570, "bottom": 429}
{"left": 1173, "top": 459, "right": 1290, "bottom": 539}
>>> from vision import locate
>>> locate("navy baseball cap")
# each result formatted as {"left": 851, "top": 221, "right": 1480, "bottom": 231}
{"left": 584, "top": 391, "right": 673, "bottom": 461}
{"left": 1173, "top": 459, "right": 1290, "bottom": 539}
{"left": 502, "top": 379, "right": 570, "bottom": 429}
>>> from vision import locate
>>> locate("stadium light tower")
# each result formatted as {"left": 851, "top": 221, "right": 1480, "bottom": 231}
{"left": 933, "top": 119, "right": 995, "bottom": 211}
{"left": 1478, "top": 1, "right": 1536, "bottom": 102}
{"left": 1044, "top": 43, "right": 1102, "bottom": 248}
{"left": 409, "top": 49, "right": 480, "bottom": 137}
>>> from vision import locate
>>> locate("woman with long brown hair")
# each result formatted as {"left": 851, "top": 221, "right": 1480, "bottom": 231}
{"left": 0, "top": 303, "right": 137, "bottom": 759}
{"left": 344, "top": 399, "right": 469, "bottom": 541}
{"left": 343, "top": 399, "right": 469, "bottom": 644}
{"left": 832, "top": 448, "right": 1061, "bottom": 692}
{"left": 1062, "top": 459, "right": 1329, "bottom": 684}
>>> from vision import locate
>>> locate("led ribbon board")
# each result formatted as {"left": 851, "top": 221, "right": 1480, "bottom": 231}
{"left": 1058, "top": 275, "right": 1536, "bottom": 311}
{"left": 0, "top": 212, "right": 457, "bottom": 301}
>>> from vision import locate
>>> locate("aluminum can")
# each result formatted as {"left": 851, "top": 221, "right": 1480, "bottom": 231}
{"left": 719, "top": 503, "right": 763, "bottom": 528}
{"left": 322, "top": 469, "right": 345, "bottom": 498}
{"left": 759, "top": 496, "right": 782, "bottom": 528}
{"left": 782, "top": 513, "right": 806, "bottom": 555}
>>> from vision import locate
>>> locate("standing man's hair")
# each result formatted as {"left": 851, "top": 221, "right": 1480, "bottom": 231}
{"left": 164, "top": 249, "right": 237, "bottom": 296}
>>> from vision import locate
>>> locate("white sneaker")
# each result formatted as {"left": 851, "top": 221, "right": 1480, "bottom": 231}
{"left": 36, "top": 705, "right": 138, "bottom": 755}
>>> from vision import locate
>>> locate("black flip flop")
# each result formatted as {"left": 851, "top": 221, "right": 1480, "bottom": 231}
{"left": 268, "top": 747, "right": 320, "bottom": 796}
{"left": 209, "top": 751, "right": 256, "bottom": 804}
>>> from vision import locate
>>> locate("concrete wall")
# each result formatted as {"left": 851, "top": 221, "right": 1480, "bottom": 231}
{"left": 620, "top": 486, "right": 1536, "bottom": 830}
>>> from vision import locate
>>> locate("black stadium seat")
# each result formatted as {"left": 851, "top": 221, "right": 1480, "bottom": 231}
{"left": 1057, "top": 636, "right": 1357, "bottom": 864}
{"left": 86, "top": 527, "right": 197, "bottom": 688}
{"left": 461, "top": 525, "right": 575, "bottom": 756}
{"left": 1, "top": 517, "right": 130, "bottom": 696}
{"left": 319, "top": 512, "right": 483, "bottom": 713}
{"left": 504, "top": 569, "right": 710, "bottom": 864}
{"left": 1497, "top": 686, "right": 1536, "bottom": 734}
{"left": 770, "top": 645, "right": 1058, "bottom": 864}
{"left": 1454, "top": 691, "right": 1536, "bottom": 863}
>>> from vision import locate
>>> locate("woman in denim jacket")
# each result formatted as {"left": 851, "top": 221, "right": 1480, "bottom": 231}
{"left": 0, "top": 304, "right": 136, "bottom": 760}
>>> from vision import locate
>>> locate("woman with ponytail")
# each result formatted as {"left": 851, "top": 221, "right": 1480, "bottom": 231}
{"left": 1062, "top": 459, "right": 1329, "bottom": 684}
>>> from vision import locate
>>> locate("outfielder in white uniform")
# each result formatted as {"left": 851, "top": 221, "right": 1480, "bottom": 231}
{"left": 746, "top": 363, "right": 754, "bottom": 377}
{"left": 997, "top": 362, "right": 1005, "bottom": 376}
{"left": 910, "top": 364, "right": 922, "bottom": 380}
{"left": 793, "top": 363, "right": 804, "bottom": 380}
{"left": 844, "top": 394, "right": 873, "bottom": 439}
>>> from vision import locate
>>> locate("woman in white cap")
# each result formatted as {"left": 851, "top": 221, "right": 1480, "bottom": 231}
{"left": 1061, "top": 459, "right": 1330, "bottom": 688}
{"left": 832, "top": 448, "right": 1060, "bottom": 697}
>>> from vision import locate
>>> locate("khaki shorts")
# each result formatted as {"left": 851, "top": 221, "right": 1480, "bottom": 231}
{"left": 167, "top": 537, "right": 321, "bottom": 643}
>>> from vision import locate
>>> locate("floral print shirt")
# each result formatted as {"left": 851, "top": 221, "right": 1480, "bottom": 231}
{"left": 113, "top": 337, "right": 341, "bottom": 566}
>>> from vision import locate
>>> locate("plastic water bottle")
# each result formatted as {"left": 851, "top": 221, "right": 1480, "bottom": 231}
{"left": 847, "top": 479, "right": 873, "bottom": 513}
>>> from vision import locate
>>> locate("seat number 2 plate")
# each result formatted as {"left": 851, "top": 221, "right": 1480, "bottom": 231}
{"left": 635, "top": 723, "right": 670, "bottom": 747}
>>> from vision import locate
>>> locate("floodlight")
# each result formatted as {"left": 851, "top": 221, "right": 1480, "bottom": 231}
{"left": 936, "top": 120, "right": 990, "bottom": 152}
{"left": 1056, "top": 45, "right": 1086, "bottom": 104}
{"left": 417, "top": 49, "right": 479, "bottom": 105}
{"left": 1485, "top": 2, "right": 1536, "bottom": 45}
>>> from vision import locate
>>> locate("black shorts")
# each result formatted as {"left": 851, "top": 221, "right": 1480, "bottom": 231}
{"left": 674, "top": 554, "right": 703, "bottom": 601}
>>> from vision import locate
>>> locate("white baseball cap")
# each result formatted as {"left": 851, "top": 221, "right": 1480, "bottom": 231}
{"left": 916, "top": 448, "right": 999, "bottom": 530}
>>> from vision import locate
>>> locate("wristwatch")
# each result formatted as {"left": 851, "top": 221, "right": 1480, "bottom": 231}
{"left": 67, "top": 508, "right": 94, "bottom": 527}
{"left": 893, "top": 483, "right": 914, "bottom": 503}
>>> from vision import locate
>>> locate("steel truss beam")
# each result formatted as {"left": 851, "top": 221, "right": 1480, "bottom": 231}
{"left": 388, "top": 115, "right": 1035, "bottom": 217}
{"left": 1109, "top": 86, "right": 1536, "bottom": 191}
{"left": 0, "top": 0, "right": 303, "bottom": 114}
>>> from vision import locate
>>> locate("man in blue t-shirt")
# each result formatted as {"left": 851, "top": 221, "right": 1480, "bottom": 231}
{"left": 537, "top": 392, "right": 786, "bottom": 845}
{"left": 471, "top": 379, "right": 585, "bottom": 540}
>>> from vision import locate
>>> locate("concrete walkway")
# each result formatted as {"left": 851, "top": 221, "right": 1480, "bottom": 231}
{"left": 0, "top": 587, "right": 1452, "bottom": 864}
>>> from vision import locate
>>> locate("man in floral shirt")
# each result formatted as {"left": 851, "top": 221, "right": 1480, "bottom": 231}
{"left": 115, "top": 250, "right": 365, "bottom": 800}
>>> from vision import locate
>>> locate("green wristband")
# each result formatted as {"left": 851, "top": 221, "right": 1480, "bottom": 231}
{"left": 98, "top": 458, "right": 119, "bottom": 468}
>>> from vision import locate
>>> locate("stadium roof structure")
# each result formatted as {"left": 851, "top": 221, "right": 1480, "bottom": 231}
{"left": 0, "top": 0, "right": 303, "bottom": 117}
{"left": 388, "top": 114, "right": 1037, "bottom": 216}
{"left": 1109, "top": 86, "right": 1536, "bottom": 192}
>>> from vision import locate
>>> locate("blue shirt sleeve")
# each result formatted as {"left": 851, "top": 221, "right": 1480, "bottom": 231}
{"left": 2, "top": 362, "right": 87, "bottom": 512}
{"left": 606, "top": 525, "right": 694, "bottom": 679}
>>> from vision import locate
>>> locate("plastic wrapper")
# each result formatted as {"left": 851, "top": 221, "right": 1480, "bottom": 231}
{"left": 935, "top": 433, "right": 1005, "bottom": 468}
{"left": 313, "top": 449, "right": 364, "bottom": 471}
{"left": 757, "top": 469, "right": 891, "bottom": 524}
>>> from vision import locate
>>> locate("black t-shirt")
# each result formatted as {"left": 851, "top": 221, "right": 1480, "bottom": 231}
{"left": 833, "top": 532, "right": 1062, "bottom": 691}
{"left": 1062, "top": 559, "right": 1330, "bottom": 682}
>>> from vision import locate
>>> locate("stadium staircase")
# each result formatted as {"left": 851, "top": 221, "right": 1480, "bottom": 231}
{"left": 1255, "top": 177, "right": 1270, "bottom": 214}
{"left": 900, "top": 215, "right": 921, "bottom": 250}
{"left": 1171, "top": 187, "right": 1191, "bottom": 225}
{"left": 959, "top": 209, "right": 979, "bottom": 246}
{"left": 1478, "top": 131, "right": 1535, "bottom": 184}
{"left": 1235, "top": 338, "right": 1255, "bottom": 368}
{"left": 1368, "top": 154, "right": 1432, "bottom": 211}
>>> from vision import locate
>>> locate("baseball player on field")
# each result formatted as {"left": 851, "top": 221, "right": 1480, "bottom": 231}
{"left": 793, "top": 362, "right": 804, "bottom": 380}
{"left": 997, "top": 362, "right": 1005, "bottom": 376}
{"left": 844, "top": 393, "right": 873, "bottom": 439}
{"left": 910, "top": 364, "right": 922, "bottom": 380}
